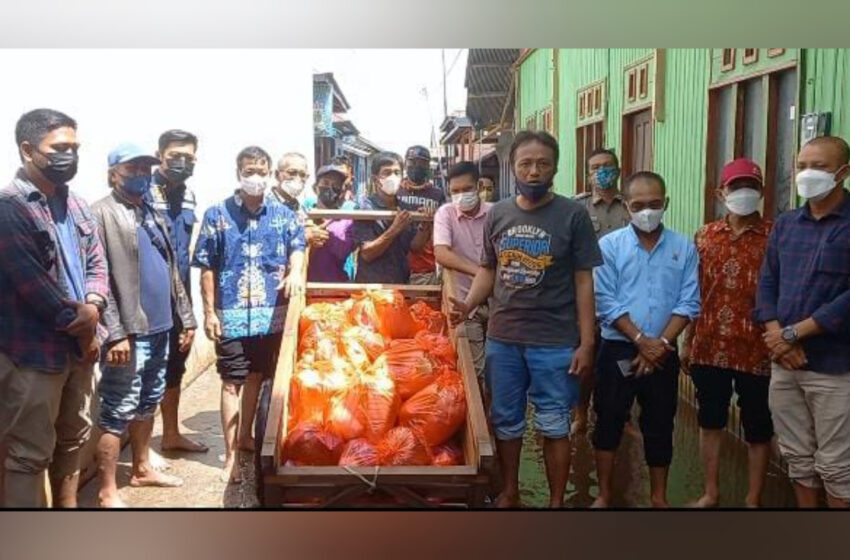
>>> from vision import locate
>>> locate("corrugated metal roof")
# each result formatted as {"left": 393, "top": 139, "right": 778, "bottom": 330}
{"left": 465, "top": 49, "right": 520, "bottom": 127}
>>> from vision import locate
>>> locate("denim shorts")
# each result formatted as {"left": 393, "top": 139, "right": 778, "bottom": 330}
{"left": 484, "top": 339, "right": 579, "bottom": 440}
{"left": 98, "top": 332, "right": 170, "bottom": 435}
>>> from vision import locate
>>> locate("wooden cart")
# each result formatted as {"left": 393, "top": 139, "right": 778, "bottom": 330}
{"left": 258, "top": 212, "right": 494, "bottom": 507}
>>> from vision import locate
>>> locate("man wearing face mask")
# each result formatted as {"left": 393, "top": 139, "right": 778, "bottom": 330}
{"left": 270, "top": 152, "right": 312, "bottom": 216}
{"left": 146, "top": 129, "right": 207, "bottom": 456}
{"left": 353, "top": 151, "right": 432, "bottom": 284}
{"left": 397, "top": 146, "right": 444, "bottom": 285}
{"left": 592, "top": 171, "right": 700, "bottom": 508}
{"left": 0, "top": 109, "right": 109, "bottom": 507}
{"left": 448, "top": 131, "right": 602, "bottom": 508}
{"left": 92, "top": 143, "right": 197, "bottom": 507}
{"left": 193, "top": 146, "right": 305, "bottom": 484}
{"left": 682, "top": 158, "right": 773, "bottom": 508}
{"left": 755, "top": 136, "right": 850, "bottom": 509}
{"left": 572, "top": 148, "right": 630, "bottom": 435}
{"left": 305, "top": 164, "right": 355, "bottom": 282}
{"left": 478, "top": 176, "right": 496, "bottom": 203}
{"left": 434, "top": 162, "right": 492, "bottom": 381}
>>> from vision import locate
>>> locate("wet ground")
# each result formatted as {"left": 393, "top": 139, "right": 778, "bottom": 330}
{"left": 79, "top": 369, "right": 795, "bottom": 508}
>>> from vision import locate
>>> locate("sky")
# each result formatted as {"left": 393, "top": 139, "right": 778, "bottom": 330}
{"left": 306, "top": 49, "right": 469, "bottom": 155}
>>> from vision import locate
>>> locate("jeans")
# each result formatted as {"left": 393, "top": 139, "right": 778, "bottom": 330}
{"left": 98, "top": 332, "right": 170, "bottom": 435}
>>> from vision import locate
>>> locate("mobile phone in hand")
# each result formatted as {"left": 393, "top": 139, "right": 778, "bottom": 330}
{"left": 617, "top": 359, "right": 635, "bottom": 378}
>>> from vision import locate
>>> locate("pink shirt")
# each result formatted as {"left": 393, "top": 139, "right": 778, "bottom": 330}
{"left": 433, "top": 201, "right": 492, "bottom": 301}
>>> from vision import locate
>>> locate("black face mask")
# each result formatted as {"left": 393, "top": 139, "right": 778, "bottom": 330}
{"left": 162, "top": 157, "right": 195, "bottom": 184}
{"left": 407, "top": 166, "right": 429, "bottom": 185}
{"left": 35, "top": 149, "right": 78, "bottom": 185}
{"left": 318, "top": 187, "right": 344, "bottom": 209}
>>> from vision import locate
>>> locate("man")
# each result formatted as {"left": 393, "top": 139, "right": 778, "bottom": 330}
{"left": 353, "top": 151, "right": 431, "bottom": 284}
{"left": 479, "top": 176, "right": 496, "bottom": 203}
{"left": 755, "top": 136, "right": 850, "bottom": 509}
{"left": 572, "top": 148, "right": 631, "bottom": 435}
{"left": 270, "top": 152, "right": 312, "bottom": 216}
{"left": 147, "top": 129, "right": 207, "bottom": 455}
{"left": 0, "top": 108, "right": 108, "bottom": 507}
{"left": 592, "top": 171, "right": 700, "bottom": 508}
{"left": 397, "top": 145, "right": 444, "bottom": 285}
{"left": 434, "top": 162, "right": 491, "bottom": 380}
{"left": 331, "top": 154, "right": 355, "bottom": 201}
{"left": 92, "top": 143, "right": 197, "bottom": 507}
{"left": 682, "top": 158, "right": 773, "bottom": 508}
{"left": 193, "top": 146, "right": 305, "bottom": 483}
{"left": 449, "top": 131, "right": 601, "bottom": 508}
{"left": 305, "top": 164, "right": 355, "bottom": 282}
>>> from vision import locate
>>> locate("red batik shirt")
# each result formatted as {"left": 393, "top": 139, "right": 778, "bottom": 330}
{"left": 689, "top": 217, "right": 772, "bottom": 375}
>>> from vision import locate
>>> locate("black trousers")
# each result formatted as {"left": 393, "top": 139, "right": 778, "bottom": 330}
{"left": 592, "top": 339, "right": 679, "bottom": 467}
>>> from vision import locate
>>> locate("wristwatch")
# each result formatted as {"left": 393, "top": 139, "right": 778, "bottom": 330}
{"left": 781, "top": 325, "right": 799, "bottom": 344}
{"left": 86, "top": 294, "right": 107, "bottom": 314}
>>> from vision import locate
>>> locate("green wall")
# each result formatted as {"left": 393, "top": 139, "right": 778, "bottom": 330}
{"left": 802, "top": 49, "right": 850, "bottom": 141}
{"left": 518, "top": 49, "right": 554, "bottom": 129}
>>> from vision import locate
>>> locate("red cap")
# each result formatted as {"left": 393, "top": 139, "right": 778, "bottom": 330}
{"left": 721, "top": 158, "right": 763, "bottom": 187}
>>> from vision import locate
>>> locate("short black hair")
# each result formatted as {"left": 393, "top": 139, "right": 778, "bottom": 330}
{"left": 332, "top": 154, "right": 352, "bottom": 167}
{"left": 509, "top": 130, "right": 559, "bottom": 169}
{"left": 623, "top": 171, "right": 666, "bottom": 199}
{"left": 158, "top": 129, "right": 198, "bottom": 154}
{"left": 479, "top": 176, "right": 495, "bottom": 185}
{"left": 447, "top": 161, "right": 480, "bottom": 184}
{"left": 371, "top": 151, "right": 403, "bottom": 176}
{"left": 15, "top": 108, "right": 77, "bottom": 161}
{"left": 236, "top": 146, "right": 272, "bottom": 171}
{"left": 587, "top": 147, "right": 619, "bottom": 168}
{"left": 805, "top": 136, "right": 850, "bottom": 165}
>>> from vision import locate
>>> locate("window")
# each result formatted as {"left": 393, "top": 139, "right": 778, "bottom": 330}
{"left": 767, "top": 48, "right": 785, "bottom": 58}
{"left": 743, "top": 49, "right": 758, "bottom": 65}
{"left": 627, "top": 70, "right": 637, "bottom": 101}
{"left": 579, "top": 92, "right": 586, "bottom": 119}
{"left": 575, "top": 121, "right": 605, "bottom": 195}
{"left": 705, "top": 67, "right": 798, "bottom": 222}
{"left": 526, "top": 114, "right": 536, "bottom": 131}
{"left": 579, "top": 82, "right": 605, "bottom": 121}
{"left": 593, "top": 87, "right": 602, "bottom": 114}
{"left": 541, "top": 107, "right": 554, "bottom": 134}
{"left": 721, "top": 49, "right": 736, "bottom": 71}
{"left": 638, "top": 65, "right": 648, "bottom": 99}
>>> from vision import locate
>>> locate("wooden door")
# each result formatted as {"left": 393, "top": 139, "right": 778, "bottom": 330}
{"left": 622, "top": 108, "right": 653, "bottom": 178}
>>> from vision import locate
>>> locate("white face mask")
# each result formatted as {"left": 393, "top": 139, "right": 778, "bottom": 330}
{"left": 631, "top": 208, "right": 665, "bottom": 233}
{"left": 796, "top": 169, "right": 838, "bottom": 202}
{"left": 379, "top": 175, "right": 401, "bottom": 196}
{"left": 724, "top": 188, "right": 762, "bottom": 216}
{"left": 240, "top": 175, "right": 268, "bottom": 197}
{"left": 452, "top": 191, "right": 480, "bottom": 212}
{"left": 280, "top": 178, "right": 305, "bottom": 198}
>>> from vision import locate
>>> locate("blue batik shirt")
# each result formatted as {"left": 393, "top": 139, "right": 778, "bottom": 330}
{"left": 192, "top": 192, "right": 305, "bottom": 340}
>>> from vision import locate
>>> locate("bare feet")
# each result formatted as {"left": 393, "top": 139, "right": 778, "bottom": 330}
{"left": 221, "top": 453, "right": 242, "bottom": 484}
{"left": 161, "top": 433, "right": 209, "bottom": 453}
{"left": 571, "top": 408, "right": 588, "bottom": 436}
{"left": 238, "top": 436, "right": 256, "bottom": 453}
{"left": 590, "top": 497, "right": 609, "bottom": 509}
{"left": 148, "top": 448, "right": 171, "bottom": 472}
{"left": 129, "top": 470, "right": 184, "bottom": 488}
{"left": 688, "top": 494, "right": 719, "bottom": 508}
{"left": 493, "top": 492, "right": 521, "bottom": 508}
{"left": 650, "top": 499, "right": 670, "bottom": 509}
{"left": 98, "top": 492, "right": 128, "bottom": 508}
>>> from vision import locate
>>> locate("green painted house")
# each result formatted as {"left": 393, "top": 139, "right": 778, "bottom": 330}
{"left": 514, "top": 48, "right": 850, "bottom": 237}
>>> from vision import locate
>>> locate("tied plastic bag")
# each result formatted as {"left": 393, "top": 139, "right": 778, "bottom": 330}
{"left": 414, "top": 331, "right": 457, "bottom": 367}
{"left": 377, "top": 426, "right": 432, "bottom": 466}
{"left": 431, "top": 441, "right": 464, "bottom": 466}
{"left": 289, "top": 358, "right": 355, "bottom": 430}
{"left": 357, "top": 371, "right": 401, "bottom": 442}
{"left": 284, "top": 420, "right": 344, "bottom": 465}
{"left": 409, "top": 300, "right": 446, "bottom": 334}
{"left": 372, "top": 344, "right": 438, "bottom": 400}
{"left": 300, "top": 301, "right": 349, "bottom": 337}
{"left": 349, "top": 290, "right": 419, "bottom": 340}
{"left": 398, "top": 369, "right": 467, "bottom": 447}
{"left": 342, "top": 326, "right": 385, "bottom": 362}
{"left": 338, "top": 438, "right": 379, "bottom": 467}
{"left": 326, "top": 386, "right": 366, "bottom": 441}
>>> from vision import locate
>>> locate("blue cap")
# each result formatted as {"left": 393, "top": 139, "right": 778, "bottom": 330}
{"left": 107, "top": 142, "right": 160, "bottom": 168}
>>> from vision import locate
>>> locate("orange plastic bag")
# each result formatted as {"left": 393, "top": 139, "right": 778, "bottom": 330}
{"left": 338, "top": 438, "right": 379, "bottom": 467}
{"left": 372, "top": 344, "right": 439, "bottom": 400}
{"left": 326, "top": 386, "right": 366, "bottom": 441}
{"left": 300, "top": 301, "right": 349, "bottom": 337}
{"left": 288, "top": 358, "right": 355, "bottom": 430}
{"left": 398, "top": 369, "right": 467, "bottom": 447}
{"left": 431, "top": 441, "right": 464, "bottom": 466}
{"left": 414, "top": 331, "right": 457, "bottom": 367}
{"left": 377, "top": 426, "right": 432, "bottom": 466}
{"left": 347, "top": 292, "right": 382, "bottom": 332}
{"left": 284, "top": 420, "right": 344, "bottom": 465}
{"left": 409, "top": 300, "right": 446, "bottom": 334}
{"left": 349, "top": 290, "right": 419, "bottom": 340}
{"left": 342, "top": 326, "right": 385, "bottom": 362}
{"left": 357, "top": 371, "right": 401, "bottom": 442}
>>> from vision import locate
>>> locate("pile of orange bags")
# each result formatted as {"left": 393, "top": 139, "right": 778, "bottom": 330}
{"left": 283, "top": 290, "right": 467, "bottom": 467}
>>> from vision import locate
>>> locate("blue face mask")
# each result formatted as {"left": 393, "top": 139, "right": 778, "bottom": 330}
{"left": 594, "top": 166, "right": 620, "bottom": 189}
{"left": 516, "top": 179, "right": 552, "bottom": 203}
{"left": 122, "top": 174, "right": 152, "bottom": 197}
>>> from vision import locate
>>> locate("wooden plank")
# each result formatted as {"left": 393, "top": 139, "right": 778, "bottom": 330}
{"left": 275, "top": 465, "right": 477, "bottom": 477}
{"left": 306, "top": 209, "right": 433, "bottom": 222}
{"left": 306, "top": 282, "right": 442, "bottom": 297}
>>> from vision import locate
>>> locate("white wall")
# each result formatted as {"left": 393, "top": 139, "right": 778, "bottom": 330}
{"left": 0, "top": 49, "right": 315, "bottom": 315}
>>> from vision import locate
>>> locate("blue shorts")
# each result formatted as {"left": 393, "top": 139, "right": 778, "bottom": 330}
{"left": 98, "top": 332, "right": 170, "bottom": 435}
{"left": 484, "top": 339, "right": 579, "bottom": 440}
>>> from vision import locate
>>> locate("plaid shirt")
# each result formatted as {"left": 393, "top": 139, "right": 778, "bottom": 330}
{"left": 0, "top": 169, "right": 109, "bottom": 373}
{"left": 755, "top": 190, "right": 850, "bottom": 374}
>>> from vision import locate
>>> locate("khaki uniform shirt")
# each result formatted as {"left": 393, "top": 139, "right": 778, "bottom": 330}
{"left": 574, "top": 190, "right": 630, "bottom": 239}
